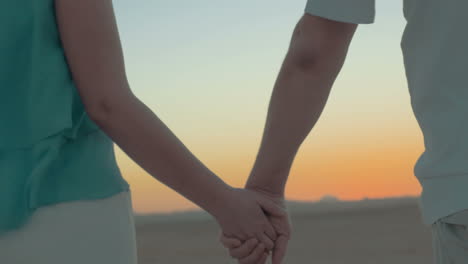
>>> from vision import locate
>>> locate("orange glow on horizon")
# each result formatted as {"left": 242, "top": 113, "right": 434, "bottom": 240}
{"left": 116, "top": 131, "right": 424, "bottom": 214}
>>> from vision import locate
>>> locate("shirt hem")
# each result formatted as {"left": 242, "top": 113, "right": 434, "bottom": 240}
{"left": 0, "top": 185, "right": 131, "bottom": 237}
{"left": 304, "top": 0, "right": 375, "bottom": 24}
{"left": 419, "top": 175, "right": 468, "bottom": 226}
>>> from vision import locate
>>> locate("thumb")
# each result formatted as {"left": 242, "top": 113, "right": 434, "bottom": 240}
{"left": 256, "top": 195, "right": 287, "bottom": 217}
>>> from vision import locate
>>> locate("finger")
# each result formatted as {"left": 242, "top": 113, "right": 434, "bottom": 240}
{"left": 256, "top": 196, "right": 287, "bottom": 218}
{"left": 256, "top": 251, "right": 269, "bottom": 264}
{"left": 219, "top": 234, "right": 242, "bottom": 249}
{"left": 257, "top": 232, "right": 274, "bottom": 251}
{"left": 229, "top": 238, "right": 258, "bottom": 259}
{"left": 271, "top": 235, "right": 289, "bottom": 264}
{"left": 262, "top": 221, "right": 277, "bottom": 242}
{"left": 239, "top": 242, "right": 266, "bottom": 264}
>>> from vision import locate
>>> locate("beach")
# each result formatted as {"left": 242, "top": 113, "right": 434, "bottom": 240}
{"left": 134, "top": 197, "right": 433, "bottom": 264}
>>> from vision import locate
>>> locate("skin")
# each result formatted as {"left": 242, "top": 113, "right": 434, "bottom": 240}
{"left": 53, "top": 0, "right": 288, "bottom": 259}
{"left": 220, "top": 13, "right": 359, "bottom": 264}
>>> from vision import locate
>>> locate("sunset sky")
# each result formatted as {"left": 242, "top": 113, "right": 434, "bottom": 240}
{"left": 111, "top": 0, "right": 424, "bottom": 214}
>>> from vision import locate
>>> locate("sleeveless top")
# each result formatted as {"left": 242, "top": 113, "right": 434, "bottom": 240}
{"left": 0, "top": 0, "right": 129, "bottom": 235}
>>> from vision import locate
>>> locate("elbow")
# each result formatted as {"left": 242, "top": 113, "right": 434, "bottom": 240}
{"left": 282, "top": 17, "right": 325, "bottom": 72}
{"left": 283, "top": 29, "right": 330, "bottom": 74}
{"left": 86, "top": 100, "right": 115, "bottom": 124}
{"left": 283, "top": 34, "right": 343, "bottom": 74}
{"left": 85, "top": 96, "right": 126, "bottom": 123}
{"left": 282, "top": 38, "right": 348, "bottom": 79}
{"left": 85, "top": 88, "right": 136, "bottom": 123}
{"left": 285, "top": 48, "right": 320, "bottom": 73}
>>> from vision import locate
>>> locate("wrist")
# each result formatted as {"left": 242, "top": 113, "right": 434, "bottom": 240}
{"left": 204, "top": 183, "right": 235, "bottom": 219}
{"left": 245, "top": 167, "right": 289, "bottom": 198}
{"left": 245, "top": 184, "right": 285, "bottom": 199}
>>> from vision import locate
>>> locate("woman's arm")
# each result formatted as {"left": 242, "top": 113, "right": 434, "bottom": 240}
{"left": 54, "top": 0, "right": 229, "bottom": 218}
{"left": 53, "top": 0, "right": 281, "bottom": 251}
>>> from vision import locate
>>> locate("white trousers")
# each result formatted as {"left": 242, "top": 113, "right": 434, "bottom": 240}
{"left": 0, "top": 191, "right": 138, "bottom": 264}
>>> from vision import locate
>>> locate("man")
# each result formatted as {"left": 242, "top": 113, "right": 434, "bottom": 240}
{"left": 220, "top": 0, "right": 468, "bottom": 263}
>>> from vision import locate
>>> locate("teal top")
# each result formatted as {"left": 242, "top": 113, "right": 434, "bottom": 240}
{"left": 305, "top": 0, "right": 468, "bottom": 226}
{"left": 0, "top": 1, "right": 129, "bottom": 235}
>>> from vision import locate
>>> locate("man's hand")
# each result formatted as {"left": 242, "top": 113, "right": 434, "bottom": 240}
{"left": 212, "top": 187, "right": 287, "bottom": 254}
{"left": 219, "top": 188, "right": 292, "bottom": 264}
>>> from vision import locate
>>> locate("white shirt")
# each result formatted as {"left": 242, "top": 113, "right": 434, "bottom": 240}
{"left": 305, "top": 0, "right": 468, "bottom": 226}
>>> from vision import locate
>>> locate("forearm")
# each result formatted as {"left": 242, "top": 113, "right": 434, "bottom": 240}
{"left": 90, "top": 92, "right": 230, "bottom": 217}
{"left": 245, "top": 53, "right": 346, "bottom": 196}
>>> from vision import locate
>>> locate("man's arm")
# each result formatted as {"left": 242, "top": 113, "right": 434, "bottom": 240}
{"left": 245, "top": 14, "right": 359, "bottom": 196}
{"left": 223, "top": 13, "right": 362, "bottom": 264}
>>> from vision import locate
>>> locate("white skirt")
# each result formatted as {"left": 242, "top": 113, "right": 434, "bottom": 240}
{"left": 0, "top": 191, "right": 138, "bottom": 264}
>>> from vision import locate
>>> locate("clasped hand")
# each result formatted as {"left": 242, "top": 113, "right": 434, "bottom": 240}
{"left": 213, "top": 187, "right": 291, "bottom": 264}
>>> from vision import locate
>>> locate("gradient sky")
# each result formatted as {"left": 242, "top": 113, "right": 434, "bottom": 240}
{"left": 110, "top": 0, "right": 424, "bottom": 214}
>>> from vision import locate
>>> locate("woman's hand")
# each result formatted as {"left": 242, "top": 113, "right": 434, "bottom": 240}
{"left": 220, "top": 237, "right": 269, "bottom": 264}
{"left": 212, "top": 187, "right": 287, "bottom": 254}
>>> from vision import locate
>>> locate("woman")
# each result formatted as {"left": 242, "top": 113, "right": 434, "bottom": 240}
{"left": 0, "top": 0, "right": 284, "bottom": 263}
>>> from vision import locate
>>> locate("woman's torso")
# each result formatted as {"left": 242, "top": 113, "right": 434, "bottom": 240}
{"left": 0, "top": 0, "right": 130, "bottom": 235}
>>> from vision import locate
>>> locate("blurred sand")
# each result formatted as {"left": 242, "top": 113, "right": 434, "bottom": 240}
{"left": 134, "top": 197, "right": 433, "bottom": 264}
